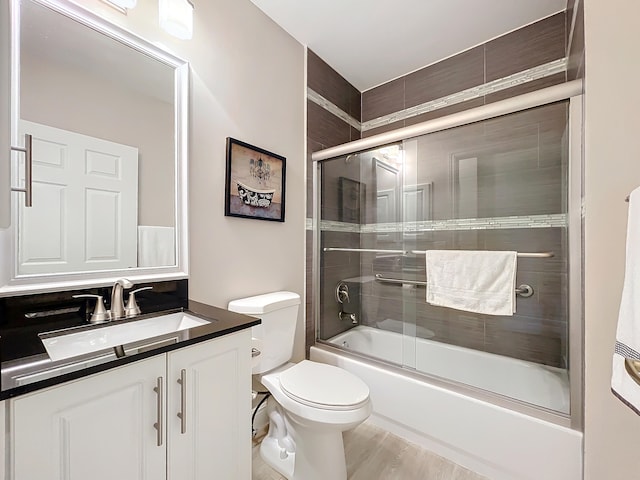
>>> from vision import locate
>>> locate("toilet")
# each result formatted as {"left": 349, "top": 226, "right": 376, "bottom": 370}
{"left": 228, "top": 291, "right": 372, "bottom": 480}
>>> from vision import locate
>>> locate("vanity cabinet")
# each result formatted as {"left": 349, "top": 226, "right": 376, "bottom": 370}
{"left": 10, "top": 330, "right": 252, "bottom": 480}
{"left": 12, "top": 355, "right": 166, "bottom": 479}
{"left": 167, "top": 332, "right": 251, "bottom": 480}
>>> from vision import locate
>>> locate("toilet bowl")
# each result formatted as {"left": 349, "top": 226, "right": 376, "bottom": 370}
{"left": 259, "top": 361, "right": 372, "bottom": 480}
{"left": 227, "top": 292, "right": 371, "bottom": 480}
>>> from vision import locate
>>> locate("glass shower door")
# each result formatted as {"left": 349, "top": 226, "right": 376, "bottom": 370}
{"left": 402, "top": 101, "right": 570, "bottom": 413}
{"left": 317, "top": 144, "right": 417, "bottom": 370}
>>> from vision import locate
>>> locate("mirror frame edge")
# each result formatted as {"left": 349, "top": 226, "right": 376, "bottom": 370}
{"left": 0, "top": 0, "right": 190, "bottom": 297}
{"left": 0, "top": 0, "right": 10, "bottom": 228}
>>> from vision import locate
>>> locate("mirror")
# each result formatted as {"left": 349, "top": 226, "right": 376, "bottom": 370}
{"left": 8, "top": 0, "right": 188, "bottom": 287}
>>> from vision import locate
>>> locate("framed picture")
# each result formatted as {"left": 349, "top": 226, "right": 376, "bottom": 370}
{"left": 338, "top": 177, "right": 365, "bottom": 224}
{"left": 224, "top": 137, "right": 286, "bottom": 222}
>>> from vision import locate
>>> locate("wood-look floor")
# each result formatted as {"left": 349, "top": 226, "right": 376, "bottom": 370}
{"left": 252, "top": 420, "right": 488, "bottom": 480}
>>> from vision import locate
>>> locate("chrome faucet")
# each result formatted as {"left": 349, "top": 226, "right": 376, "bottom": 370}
{"left": 111, "top": 278, "right": 133, "bottom": 320}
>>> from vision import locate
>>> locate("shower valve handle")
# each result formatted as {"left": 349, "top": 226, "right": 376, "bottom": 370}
{"left": 336, "top": 282, "right": 350, "bottom": 304}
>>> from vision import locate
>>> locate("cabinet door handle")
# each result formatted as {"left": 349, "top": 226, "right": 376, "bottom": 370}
{"left": 10, "top": 133, "right": 33, "bottom": 207}
{"left": 177, "top": 369, "right": 187, "bottom": 434}
{"left": 153, "top": 376, "right": 164, "bottom": 446}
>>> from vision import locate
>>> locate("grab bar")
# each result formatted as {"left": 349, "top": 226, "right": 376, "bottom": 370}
{"left": 374, "top": 274, "right": 534, "bottom": 297}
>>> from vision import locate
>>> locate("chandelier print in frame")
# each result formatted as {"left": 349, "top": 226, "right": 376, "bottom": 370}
{"left": 224, "top": 137, "right": 286, "bottom": 222}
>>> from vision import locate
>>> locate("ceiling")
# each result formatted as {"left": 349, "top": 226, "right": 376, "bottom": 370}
{"left": 250, "top": 0, "right": 567, "bottom": 92}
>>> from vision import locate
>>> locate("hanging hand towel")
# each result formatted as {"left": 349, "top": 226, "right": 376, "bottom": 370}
{"left": 612, "top": 186, "right": 640, "bottom": 414}
{"left": 425, "top": 250, "right": 517, "bottom": 316}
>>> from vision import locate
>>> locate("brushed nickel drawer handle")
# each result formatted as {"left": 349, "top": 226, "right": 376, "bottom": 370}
{"left": 177, "top": 368, "right": 187, "bottom": 434}
{"left": 153, "top": 376, "right": 164, "bottom": 446}
{"left": 10, "top": 133, "right": 33, "bottom": 207}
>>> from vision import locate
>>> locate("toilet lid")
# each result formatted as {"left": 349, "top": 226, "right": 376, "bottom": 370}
{"left": 279, "top": 360, "right": 370, "bottom": 411}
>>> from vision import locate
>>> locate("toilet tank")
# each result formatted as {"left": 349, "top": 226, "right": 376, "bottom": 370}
{"left": 228, "top": 291, "right": 300, "bottom": 374}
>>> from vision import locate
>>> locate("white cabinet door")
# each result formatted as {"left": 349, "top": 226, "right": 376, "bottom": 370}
{"left": 167, "top": 330, "right": 252, "bottom": 480}
{"left": 12, "top": 355, "right": 165, "bottom": 480}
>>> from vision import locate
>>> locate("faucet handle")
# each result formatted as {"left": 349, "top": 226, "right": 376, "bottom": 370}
{"left": 73, "top": 294, "right": 110, "bottom": 324}
{"left": 125, "top": 286, "right": 153, "bottom": 318}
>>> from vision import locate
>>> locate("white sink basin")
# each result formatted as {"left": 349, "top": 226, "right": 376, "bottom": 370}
{"left": 41, "top": 312, "right": 209, "bottom": 362}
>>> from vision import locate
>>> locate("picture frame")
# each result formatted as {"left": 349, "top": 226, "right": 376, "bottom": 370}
{"left": 338, "top": 177, "right": 365, "bottom": 224}
{"left": 224, "top": 137, "right": 286, "bottom": 222}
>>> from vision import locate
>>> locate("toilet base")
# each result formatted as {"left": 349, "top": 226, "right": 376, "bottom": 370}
{"left": 260, "top": 435, "right": 296, "bottom": 478}
{"left": 260, "top": 403, "right": 349, "bottom": 480}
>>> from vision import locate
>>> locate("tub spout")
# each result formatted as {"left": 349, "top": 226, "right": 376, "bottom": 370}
{"left": 339, "top": 311, "right": 358, "bottom": 324}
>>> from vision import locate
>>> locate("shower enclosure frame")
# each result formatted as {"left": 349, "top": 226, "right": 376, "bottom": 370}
{"left": 311, "top": 80, "right": 584, "bottom": 430}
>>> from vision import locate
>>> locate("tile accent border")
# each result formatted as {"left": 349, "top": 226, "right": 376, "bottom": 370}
{"left": 307, "top": 58, "right": 567, "bottom": 133}
{"left": 306, "top": 213, "right": 567, "bottom": 233}
{"left": 307, "top": 89, "right": 362, "bottom": 131}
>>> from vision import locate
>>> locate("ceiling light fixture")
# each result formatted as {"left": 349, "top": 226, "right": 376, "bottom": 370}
{"left": 159, "top": 0, "right": 194, "bottom": 40}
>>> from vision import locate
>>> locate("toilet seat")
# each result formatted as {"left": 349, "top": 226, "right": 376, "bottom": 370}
{"left": 279, "top": 360, "right": 370, "bottom": 411}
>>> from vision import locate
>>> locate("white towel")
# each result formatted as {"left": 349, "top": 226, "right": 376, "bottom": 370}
{"left": 137, "top": 226, "right": 175, "bottom": 267}
{"left": 612, "top": 186, "right": 640, "bottom": 414}
{"left": 425, "top": 250, "right": 517, "bottom": 316}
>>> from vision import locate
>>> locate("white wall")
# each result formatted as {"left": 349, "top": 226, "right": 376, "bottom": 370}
{"left": 76, "top": 0, "right": 306, "bottom": 360}
{"left": 583, "top": 0, "right": 640, "bottom": 477}
{"left": 20, "top": 54, "right": 175, "bottom": 227}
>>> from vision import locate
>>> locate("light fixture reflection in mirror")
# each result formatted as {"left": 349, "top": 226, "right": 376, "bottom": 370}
{"left": 159, "top": 0, "right": 194, "bottom": 40}
{"left": 12, "top": 0, "right": 188, "bottom": 282}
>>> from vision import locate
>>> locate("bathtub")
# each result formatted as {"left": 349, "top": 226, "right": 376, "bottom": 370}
{"left": 310, "top": 325, "right": 582, "bottom": 480}
{"left": 328, "top": 325, "right": 569, "bottom": 413}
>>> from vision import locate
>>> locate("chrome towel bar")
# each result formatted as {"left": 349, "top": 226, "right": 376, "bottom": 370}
{"left": 323, "top": 247, "right": 554, "bottom": 258}
{"left": 411, "top": 250, "right": 553, "bottom": 258}
{"left": 323, "top": 247, "right": 408, "bottom": 254}
{"left": 374, "top": 274, "right": 535, "bottom": 298}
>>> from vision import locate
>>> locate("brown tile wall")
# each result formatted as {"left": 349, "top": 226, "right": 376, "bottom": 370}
{"left": 484, "top": 13, "right": 566, "bottom": 81}
{"left": 306, "top": 50, "right": 362, "bottom": 353}
{"left": 567, "top": 0, "right": 585, "bottom": 81}
{"left": 361, "top": 13, "right": 567, "bottom": 137}
{"left": 308, "top": 50, "right": 361, "bottom": 122}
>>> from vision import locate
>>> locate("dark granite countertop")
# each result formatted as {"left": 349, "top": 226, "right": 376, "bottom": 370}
{"left": 0, "top": 300, "right": 260, "bottom": 401}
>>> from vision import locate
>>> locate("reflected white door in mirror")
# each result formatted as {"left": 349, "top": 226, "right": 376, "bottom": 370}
{"left": 18, "top": 120, "right": 139, "bottom": 275}
{"left": 0, "top": 0, "right": 189, "bottom": 296}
